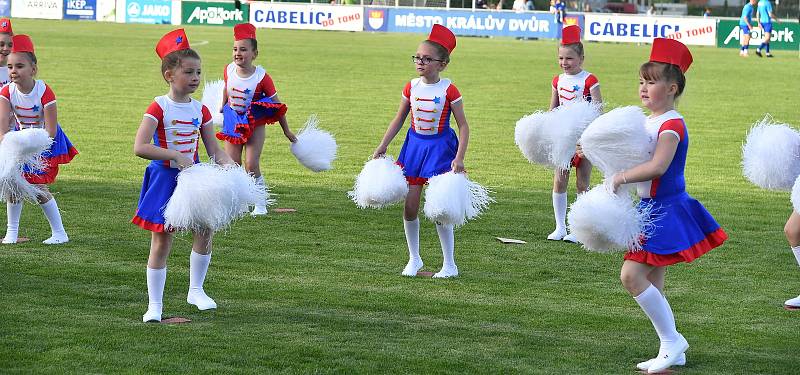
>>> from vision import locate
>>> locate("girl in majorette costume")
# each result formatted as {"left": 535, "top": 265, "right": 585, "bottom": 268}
{"left": 0, "top": 18, "right": 12, "bottom": 90}
{"left": 372, "top": 24, "right": 470, "bottom": 278}
{"left": 133, "top": 29, "right": 234, "bottom": 323}
{"left": 216, "top": 23, "right": 295, "bottom": 216}
{"left": 0, "top": 34, "right": 78, "bottom": 245}
{"left": 783, "top": 208, "right": 800, "bottom": 309}
{"left": 593, "top": 39, "right": 727, "bottom": 373}
{"left": 547, "top": 25, "right": 602, "bottom": 243}
{"left": 0, "top": 19, "right": 16, "bottom": 140}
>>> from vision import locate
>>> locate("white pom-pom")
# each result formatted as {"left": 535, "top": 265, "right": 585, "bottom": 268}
{"left": 201, "top": 80, "right": 225, "bottom": 116}
{"left": 348, "top": 156, "right": 408, "bottom": 209}
{"left": 163, "top": 163, "right": 268, "bottom": 232}
{"left": 290, "top": 115, "right": 337, "bottom": 172}
{"left": 567, "top": 184, "right": 655, "bottom": 253}
{"left": 742, "top": 116, "right": 800, "bottom": 191}
{"left": 546, "top": 101, "right": 602, "bottom": 171}
{"left": 515, "top": 111, "right": 554, "bottom": 168}
{"left": 579, "top": 106, "right": 651, "bottom": 178}
{"left": 0, "top": 128, "right": 53, "bottom": 202}
{"left": 423, "top": 172, "right": 493, "bottom": 227}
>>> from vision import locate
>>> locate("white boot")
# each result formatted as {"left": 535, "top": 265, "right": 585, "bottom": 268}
{"left": 3, "top": 202, "right": 22, "bottom": 244}
{"left": 433, "top": 224, "right": 458, "bottom": 278}
{"left": 251, "top": 175, "right": 268, "bottom": 216}
{"left": 143, "top": 267, "right": 166, "bottom": 322}
{"left": 547, "top": 192, "right": 567, "bottom": 240}
{"left": 187, "top": 251, "right": 217, "bottom": 310}
{"left": 636, "top": 353, "right": 686, "bottom": 371}
{"left": 40, "top": 199, "right": 69, "bottom": 244}
{"left": 401, "top": 218, "right": 423, "bottom": 276}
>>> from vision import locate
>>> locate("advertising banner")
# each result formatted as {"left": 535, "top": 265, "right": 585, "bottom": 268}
{"left": 251, "top": 3, "right": 363, "bottom": 32}
{"left": 717, "top": 20, "right": 798, "bottom": 51}
{"left": 64, "top": 0, "right": 96, "bottom": 20}
{"left": 125, "top": 0, "right": 171, "bottom": 24}
{"left": 96, "top": 0, "right": 114, "bottom": 21}
{"left": 0, "top": 0, "right": 10, "bottom": 17}
{"left": 12, "top": 0, "right": 64, "bottom": 19}
{"left": 182, "top": 1, "right": 248, "bottom": 26}
{"left": 584, "top": 14, "right": 716, "bottom": 45}
{"left": 375, "top": 9, "right": 562, "bottom": 39}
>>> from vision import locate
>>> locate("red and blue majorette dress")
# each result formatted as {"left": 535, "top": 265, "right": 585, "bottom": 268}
{"left": 216, "top": 63, "right": 287, "bottom": 145}
{"left": 132, "top": 95, "right": 212, "bottom": 232}
{"left": 625, "top": 110, "right": 728, "bottom": 266}
{"left": 0, "top": 80, "right": 78, "bottom": 184}
{"left": 396, "top": 78, "right": 462, "bottom": 185}
{"left": 552, "top": 69, "right": 599, "bottom": 168}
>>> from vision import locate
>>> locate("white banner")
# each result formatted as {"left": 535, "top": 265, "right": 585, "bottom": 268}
{"left": 584, "top": 14, "right": 716, "bottom": 46}
{"left": 250, "top": 3, "right": 363, "bottom": 32}
{"left": 96, "top": 0, "right": 115, "bottom": 21}
{"left": 12, "top": 0, "right": 64, "bottom": 19}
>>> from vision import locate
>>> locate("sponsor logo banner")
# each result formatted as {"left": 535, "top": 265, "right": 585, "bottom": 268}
{"left": 182, "top": 1, "right": 248, "bottom": 26}
{"left": 385, "top": 9, "right": 565, "bottom": 39}
{"left": 64, "top": 0, "right": 96, "bottom": 20}
{"left": 0, "top": 0, "right": 10, "bottom": 17}
{"left": 251, "top": 3, "right": 363, "bottom": 32}
{"left": 96, "top": 0, "right": 114, "bottom": 21}
{"left": 125, "top": 0, "right": 170, "bottom": 24}
{"left": 364, "top": 8, "right": 387, "bottom": 32}
{"left": 584, "top": 14, "right": 715, "bottom": 45}
{"left": 717, "top": 19, "right": 798, "bottom": 51}
{"left": 12, "top": 0, "right": 64, "bottom": 19}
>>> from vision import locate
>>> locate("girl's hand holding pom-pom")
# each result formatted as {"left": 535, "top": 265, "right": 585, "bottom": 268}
{"left": 284, "top": 130, "right": 298, "bottom": 143}
{"left": 172, "top": 152, "right": 194, "bottom": 170}
{"left": 372, "top": 145, "right": 387, "bottom": 160}
{"left": 451, "top": 158, "right": 465, "bottom": 173}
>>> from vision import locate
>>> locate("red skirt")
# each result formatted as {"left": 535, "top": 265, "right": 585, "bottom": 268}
{"left": 624, "top": 227, "right": 728, "bottom": 266}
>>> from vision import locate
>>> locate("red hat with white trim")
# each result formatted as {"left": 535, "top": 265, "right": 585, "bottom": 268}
{"left": 156, "top": 29, "right": 190, "bottom": 59}
{"left": 234, "top": 23, "right": 256, "bottom": 41}
{"left": 561, "top": 25, "right": 581, "bottom": 45}
{"left": 11, "top": 34, "right": 33, "bottom": 54}
{"left": 649, "top": 38, "right": 693, "bottom": 73}
{"left": 427, "top": 24, "right": 456, "bottom": 54}
{"left": 0, "top": 18, "right": 12, "bottom": 34}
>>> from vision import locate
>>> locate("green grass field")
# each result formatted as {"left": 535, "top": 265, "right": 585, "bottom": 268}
{"left": 0, "top": 19, "right": 798, "bottom": 373}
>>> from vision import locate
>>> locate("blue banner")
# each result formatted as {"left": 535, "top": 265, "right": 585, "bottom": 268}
{"left": 374, "top": 9, "right": 565, "bottom": 39}
{"left": 125, "top": 0, "right": 171, "bottom": 24}
{"left": 0, "top": 0, "right": 9, "bottom": 17}
{"left": 64, "top": 0, "right": 96, "bottom": 20}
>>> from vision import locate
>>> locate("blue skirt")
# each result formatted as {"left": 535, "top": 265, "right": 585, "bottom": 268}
{"left": 627, "top": 191, "right": 727, "bottom": 265}
{"left": 132, "top": 163, "right": 180, "bottom": 233}
{"left": 23, "top": 124, "right": 78, "bottom": 184}
{"left": 216, "top": 97, "right": 287, "bottom": 145}
{"left": 396, "top": 128, "right": 458, "bottom": 185}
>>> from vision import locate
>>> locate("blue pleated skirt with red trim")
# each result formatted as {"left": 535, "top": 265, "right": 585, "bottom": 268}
{"left": 624, "top": 191, "right": 727, "bottom": 266}
{"left": 23, "top": 125, "right": 78, "bottom": 184}
{"left": 216, "top": 97, "right": 287, "bottom": 145}
{"left": 396, "top": 128, "right": 458, "bottom": 185}
{"left": 132, "top": 163, "right": 180, "bottom": 233}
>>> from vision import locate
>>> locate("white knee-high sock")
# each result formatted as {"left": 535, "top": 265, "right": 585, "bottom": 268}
{"left": 436, "top": 224, "right": 455, "bottom": 268}
{"left": 146, "top": 267, "right": 167, "bottom": 309}
{"left": 404, "top": 218, "right": 421, "bottom": 261}
{"left": 189, "top": 251, "right": 212, "bottom": 292}
{"left": 4, "top": 202, "right": 23, "bottom": 243}
{"left": 792, "top": 246, "right": 800, "bottom": 267}
{"left": 552, "top": 192, "right": 567, "bottom": 231}
{"left": 40, "top": 199, "right": 67, "bottom": 238}
{"left": 634, "top": 284, "right": 680, "bottom": 346}
{"left": 255, "top": 175, "right": 266, "bottom": 204}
